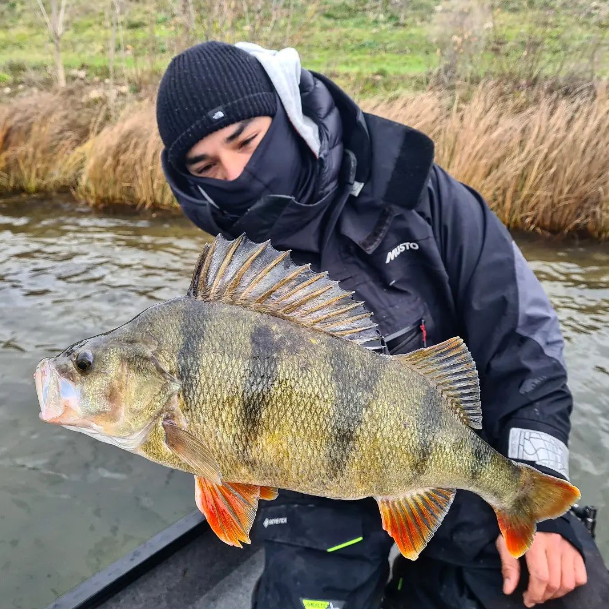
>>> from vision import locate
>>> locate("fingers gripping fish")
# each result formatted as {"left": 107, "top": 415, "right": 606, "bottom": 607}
{"left": 35, "top": 235, "right": 580, "bottom": 559}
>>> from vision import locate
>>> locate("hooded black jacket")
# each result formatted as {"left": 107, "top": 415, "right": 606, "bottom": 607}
{"left": 162, "top": 69, "right": 581, "bottom": 562}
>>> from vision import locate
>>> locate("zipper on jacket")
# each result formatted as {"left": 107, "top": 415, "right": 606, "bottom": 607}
{"left": 386, "top": 318, "right": 426, "bottom": 355}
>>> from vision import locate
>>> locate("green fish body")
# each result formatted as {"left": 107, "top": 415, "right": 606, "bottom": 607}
{"left": 36, "top": 235, "right": 580, "bottom": 559}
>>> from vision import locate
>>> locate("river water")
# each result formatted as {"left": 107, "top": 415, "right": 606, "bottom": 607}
{"left": 0, "top": 198, "right": 607, "bottom": 609}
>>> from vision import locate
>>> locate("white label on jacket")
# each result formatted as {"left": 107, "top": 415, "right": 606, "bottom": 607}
{"left": 508, "top": 427, "right": 569, "bottom": 479}
{"left": 263, "top": 517, "right": 287, "bottom": 528}
{"left": 385, "top": 242, "right": 419, "bottom": 263}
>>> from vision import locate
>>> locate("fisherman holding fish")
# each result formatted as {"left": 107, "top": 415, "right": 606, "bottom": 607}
{"left": 36, "top": 42, "right": 609, "bottom": 609}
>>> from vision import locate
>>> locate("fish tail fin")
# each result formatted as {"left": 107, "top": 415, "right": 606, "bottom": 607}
{"left": 494, "top": 463, "right": 580, "bottom": 558}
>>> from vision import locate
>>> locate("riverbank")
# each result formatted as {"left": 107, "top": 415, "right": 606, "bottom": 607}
{"left": 2, "top": 81, "right": 609, "bottom": 238}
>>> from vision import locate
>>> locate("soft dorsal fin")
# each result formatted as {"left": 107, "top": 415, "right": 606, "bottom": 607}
{"left": 394, "top": 338, "right": 482, "bottom": 429}
{"left": 187, "top": 234, "right": 381, "bottom": 348}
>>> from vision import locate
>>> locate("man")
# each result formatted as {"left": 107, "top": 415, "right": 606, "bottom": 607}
{"left": 156, "top": 41, "right": 607, "bottom": 609}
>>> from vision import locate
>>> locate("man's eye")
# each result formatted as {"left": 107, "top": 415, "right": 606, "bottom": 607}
{"left": 197, "top": 164, "right": 214, "bottom": 175}
{"left": 239, "top": 135, "right": 257, "bottom": 149}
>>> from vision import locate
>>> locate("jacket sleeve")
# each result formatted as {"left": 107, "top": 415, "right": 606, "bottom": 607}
{"left": 427, "top": 165, "right": 582, "bottom": 553}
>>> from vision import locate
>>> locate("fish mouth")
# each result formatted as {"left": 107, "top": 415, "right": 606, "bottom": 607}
{"left": 35, "top": 358, "right": 83, "bottom": 425}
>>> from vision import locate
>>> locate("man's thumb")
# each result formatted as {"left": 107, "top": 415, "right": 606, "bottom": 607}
{"left": 496, "top": 535, "right": 520, "bottom": 595}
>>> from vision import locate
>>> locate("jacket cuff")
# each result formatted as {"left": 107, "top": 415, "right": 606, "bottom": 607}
{"left": 498, "top": 420, "right": 570, "bottom": 480}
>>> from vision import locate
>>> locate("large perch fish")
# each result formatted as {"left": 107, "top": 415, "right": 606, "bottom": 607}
{"left": 35, "top": 235, "right": 579, "bottom": 559}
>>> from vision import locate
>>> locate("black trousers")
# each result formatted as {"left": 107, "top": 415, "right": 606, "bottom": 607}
{"left": 251, "top": 492, "right": 609, "bottom": 609}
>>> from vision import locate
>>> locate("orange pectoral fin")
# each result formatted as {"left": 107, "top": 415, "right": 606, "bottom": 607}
{"left": 376, "top": 488, "right": 456, "bottom": 560}
{"left": 194, "top": 476, "right": 264, "bottom": 548}
{"left": 163, "top": 420, "right": 222, "bottom": 485}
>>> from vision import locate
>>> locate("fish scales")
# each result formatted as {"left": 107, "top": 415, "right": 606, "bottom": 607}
{"left": 36, "top": 234, "right": 580, "bottom": 559}
{"left": 134, "top": 299, "right": 489, "bottom": 501}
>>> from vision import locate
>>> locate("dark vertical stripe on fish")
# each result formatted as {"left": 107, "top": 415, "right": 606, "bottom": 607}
{"left": 237, "top": 322, "right": 282, "bottom": 465}
{"left": 470, "top": 436, "right": 493, "bottom": 482}
{"left": 409, "top": 386, "right": 436, "bottom": 481}
{"left": 326, "top": 340, "right": 375, "bottom": 479}
{"left": 177, "top": 299, "right": 208, "bottom": 413}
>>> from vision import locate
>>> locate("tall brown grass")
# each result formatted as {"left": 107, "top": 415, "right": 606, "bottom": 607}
{"left": 0, "top": 90, "right": 105, "bottom": 193}
{"left": 1, "top": 83, "right": 608, "bottom": 238}
{"left": 76, "top": 102, "right": 175, "bottom": 208}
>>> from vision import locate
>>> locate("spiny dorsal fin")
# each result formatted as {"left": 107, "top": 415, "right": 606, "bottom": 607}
{"left": 394, "top": 338, "right": 482, "bottom": 429}
{"left": 187, "top": 235, "right": 381, "bottom": 348}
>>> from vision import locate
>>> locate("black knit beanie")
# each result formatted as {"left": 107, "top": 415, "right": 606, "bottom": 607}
{"left": 156, "top": 41, "right": 278, "bottom": 166}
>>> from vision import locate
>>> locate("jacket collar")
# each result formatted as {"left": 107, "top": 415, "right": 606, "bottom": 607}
{"left": 311, "top": 72, "right": 435, "bottom": 255}
{"left": 311, "top": 72, "right": 373, "bottom": 185}
{"left": 339, "top": 114, "right": 435, "bottom": 255}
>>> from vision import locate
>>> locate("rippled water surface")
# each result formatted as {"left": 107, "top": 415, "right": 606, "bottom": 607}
{"left": 0, "top": 199, "right": 607, "bottom": 608}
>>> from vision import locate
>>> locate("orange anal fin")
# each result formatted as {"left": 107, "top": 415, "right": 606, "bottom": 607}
{"left": 259, "top": 486, "right": 279, "bottom": 501}
{"left": 376, "top": 488, "right": 455, "bottom": 560}
{"left": 194, "top": 477, "right": 261, "bottom": 548}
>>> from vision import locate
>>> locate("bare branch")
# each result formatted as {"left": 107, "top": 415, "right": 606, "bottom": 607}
{"left": 28, "top": 0, "right": 69, "bottom": 86}
{"left": 32, "top": 0, "right": 53, "bottom": 33}
{"left": 58, "top": 0, "right": 69, "bottom": 37}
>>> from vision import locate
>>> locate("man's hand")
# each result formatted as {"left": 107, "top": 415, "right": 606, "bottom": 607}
{"left": 496, "top": 532, "right": 587, "bottom": 607}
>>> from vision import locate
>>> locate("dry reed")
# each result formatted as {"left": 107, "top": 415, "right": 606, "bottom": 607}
{"left": 1, "top": 82, "right": 608, "bottom": 237}
{"left": 76, "top": 101, "right": 175, "bottom": 209}
{"left": 0, "top": 89, "right": 106, "bottom": 193}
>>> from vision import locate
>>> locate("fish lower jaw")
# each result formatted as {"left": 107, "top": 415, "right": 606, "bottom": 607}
{"left": 62, "top": 421, "right": 154, "bottom": 452}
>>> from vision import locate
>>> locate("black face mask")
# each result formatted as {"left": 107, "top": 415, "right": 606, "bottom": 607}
{"left": 180, "top": 98, "right": 318, "bottom": 228}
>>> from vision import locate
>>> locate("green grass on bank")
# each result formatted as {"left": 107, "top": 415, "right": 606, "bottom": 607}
{"left": 0, "top": 0, "right": 608, "bottom": 96}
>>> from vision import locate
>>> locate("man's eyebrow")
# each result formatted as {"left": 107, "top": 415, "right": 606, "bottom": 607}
{"left": 184, "top": 119, "right": 256, "bottom": 166}
{"left": 224, "top": 119, "right": 254, "bottom": 144}
{"left": 185, "top": 152, "right": 209, "bottom": 167}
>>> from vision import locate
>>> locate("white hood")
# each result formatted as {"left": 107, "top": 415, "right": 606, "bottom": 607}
{"left": 235, "top": 42, "right": 321, "bottom": 158}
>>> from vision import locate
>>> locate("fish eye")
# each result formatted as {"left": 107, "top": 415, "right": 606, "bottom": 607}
{"left": 74, "top": 350, "right": 94, "bottom": 373}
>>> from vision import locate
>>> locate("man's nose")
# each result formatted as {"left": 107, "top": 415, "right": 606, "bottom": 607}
{"left": 220, "top": 151, "right": 248, "bottom": 181}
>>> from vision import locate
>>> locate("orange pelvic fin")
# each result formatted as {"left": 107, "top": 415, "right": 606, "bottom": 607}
{"left": 259, "top": 485, "right": 279, "bottom": 501}
{"left": 194, "top": 477, "right": 277, "bottom": 548}
{"left": 376, "top": 488, "right": 455, "bottom": 560}
{"left": 494, "top": 464, "right": 580, "bottom": 558}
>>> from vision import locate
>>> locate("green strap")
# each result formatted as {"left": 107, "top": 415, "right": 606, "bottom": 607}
{"left": 326, "top": 536, "right": 364, "bottom": 552}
